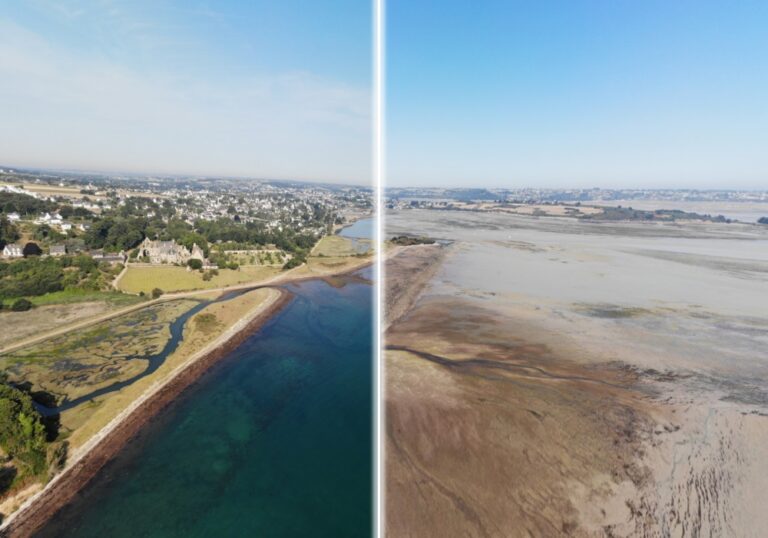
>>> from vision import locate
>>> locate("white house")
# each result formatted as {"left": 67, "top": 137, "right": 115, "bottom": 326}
{"left": 6, "top": 212, "right": 20, "bottom": 222}
{"left": 60, "top": 222, "right": 73, "bottom": 231}
{"left": 2, "top": 243, "right": 23, "bottom": 258}
{"left": 36, "top": 212, "right": 63, "bottom": 226}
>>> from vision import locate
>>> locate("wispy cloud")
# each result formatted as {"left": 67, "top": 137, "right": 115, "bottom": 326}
{"left": 0, "top": 15, "right": 371, "bottom": 182}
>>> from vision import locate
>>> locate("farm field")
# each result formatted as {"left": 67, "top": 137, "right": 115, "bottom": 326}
{"left": 117, "top": 265, "right": 280, "bottom": 294}
{"left": 0, "top": 181, "right": 98, "bottom": 200}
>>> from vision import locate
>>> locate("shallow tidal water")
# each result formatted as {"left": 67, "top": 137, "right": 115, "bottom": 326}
{"left": 38, "top": 272, "right": 372, "bottom": 537}
{"left": 338, "top": 217, "right": 373, "bottom": 253}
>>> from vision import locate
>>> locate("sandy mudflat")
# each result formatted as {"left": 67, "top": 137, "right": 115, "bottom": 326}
{"left": 385, "top": 210, "right": 768, "bottom": 537}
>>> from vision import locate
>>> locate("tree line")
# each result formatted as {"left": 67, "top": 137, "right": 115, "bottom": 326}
{"left": 0, "top": 255, "right": 114, "bottom": 300}
{"left": 86, "top": 215, "right": 319, "bottom": 260}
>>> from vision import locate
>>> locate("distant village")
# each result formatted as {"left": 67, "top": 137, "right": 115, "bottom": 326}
{"left": 385, "top": 186, "right": 768, "bottom": 224}
{"left": 385, "top": 186, "right": 768, "bottom": 205}
{"left": 0, "top": 168, "right": 372, "bottom": 268}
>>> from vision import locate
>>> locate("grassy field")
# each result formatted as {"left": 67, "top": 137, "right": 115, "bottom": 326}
{"left": 289, "top": 252, "right": 373, "bottom": 280}
{"left": 0, "top": 181, "right": 104, "bottom": 200}
{"left": 118, "top": 265, "right": 280, "bottom": 294}
{"left": 312, "top": 235, "right": 371, "bottom": 257}
{"left": 0, "top": 291, "right": 139, "bottom": 311}
{"left": 26, "top": 289, "right": 144, "bottom": 307}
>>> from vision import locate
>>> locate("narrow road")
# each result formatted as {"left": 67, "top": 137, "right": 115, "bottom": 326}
{"left": 111, "top": 264, "right": 128, "bottom": 290}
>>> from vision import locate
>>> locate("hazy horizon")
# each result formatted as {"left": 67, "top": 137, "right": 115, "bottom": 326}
{"left": 0, "top": 161, "right": 370, "bottom": 187}
{"left": 3, "top": 161, "right": 763, "bottom": 192}
{"left": 384, "top": 181, "right": 768, "bottom": 192}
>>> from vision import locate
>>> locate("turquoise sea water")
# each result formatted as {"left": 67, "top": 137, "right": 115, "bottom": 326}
{"left": 37, "top": 271, "right": 373, "bottom": 537}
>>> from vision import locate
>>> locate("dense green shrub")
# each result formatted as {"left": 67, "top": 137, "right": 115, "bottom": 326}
{"left": 0, "top": 192, "right": 57, "bottom": 216}
{"left": 283, "top": 252, "right": 306, "bottom": 270}
{"left": 10, "top": 298, "right": 32, "bottom": 312}
{"left": 0, "top": 215, "right": 20, "bottom": 249}
{"left": 0, "top": 384, "right": 48, "bottom": 478}
{"left": 22, "top": 242, "right": 43, "bottom": 257}
{"left": 0, "top": 254, "right": 115, "bottom": 299}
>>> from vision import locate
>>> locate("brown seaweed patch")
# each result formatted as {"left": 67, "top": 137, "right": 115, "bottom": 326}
{"left": 576, "top": 303, "right": 652, "bottom": 319}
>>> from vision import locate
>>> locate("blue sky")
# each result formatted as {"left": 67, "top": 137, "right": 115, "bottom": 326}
{"left": 0, "top": 0, "right": 372, "bottom": 184}
{"left": 387, "top": 0, "right": 768, "bottom": 188}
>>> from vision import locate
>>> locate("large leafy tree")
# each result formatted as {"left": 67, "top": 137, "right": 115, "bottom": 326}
{"left": 22, "top": 242, "right": 43, "bottom": 257}
{"left": 0, "top": 382, "right": 48, "bottom": 478}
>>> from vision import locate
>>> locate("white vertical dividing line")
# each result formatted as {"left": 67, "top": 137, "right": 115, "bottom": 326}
{"left": 373, "top": 0, "right": 385, "bottom": 536}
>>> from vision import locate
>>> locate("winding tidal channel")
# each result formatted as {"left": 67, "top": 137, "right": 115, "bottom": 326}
{"left": 41, "top": 289, "right": 255, "bottom": 415}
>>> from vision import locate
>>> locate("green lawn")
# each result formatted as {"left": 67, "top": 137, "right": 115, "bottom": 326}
{"left": 0, "top": 289, "right": 145, "bottom": 308}
{"left": 26, "top": 289, "right": 145, "bottom": 307}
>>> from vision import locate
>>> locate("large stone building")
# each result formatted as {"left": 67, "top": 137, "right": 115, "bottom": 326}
{"left": 139, "top": 238, "right": 205, "bottom": 265}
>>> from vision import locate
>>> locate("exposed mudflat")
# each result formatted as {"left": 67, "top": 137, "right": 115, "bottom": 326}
{"left": 384, "top": 244, "right": 446, "bottom": 329}
{"left": 385, "top": 210, "right": 768, "bottom": 537}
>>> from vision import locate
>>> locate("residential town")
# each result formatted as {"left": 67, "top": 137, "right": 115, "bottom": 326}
{"left": 1, "top": 167, "right": 371, "bottom": 265}
{"left": 0, "top": 167, "right": 372, "bottom": 311}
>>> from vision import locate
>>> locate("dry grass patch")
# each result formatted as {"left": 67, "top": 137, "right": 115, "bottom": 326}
{"left": 0, "top": 303, "right": 111, "bottom": 349}
{"left": 290, "top": 255, "right": 372, "bottom": 279}
{"left": 118, "top": 265, "right": 280, "bottom": 294}
{"left": 311, "top": 235, "right": 363, "bottom": 257}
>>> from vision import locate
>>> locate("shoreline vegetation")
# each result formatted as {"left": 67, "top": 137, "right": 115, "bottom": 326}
{"left": 0, "top": 235, "right": 373, "bottom": 535}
